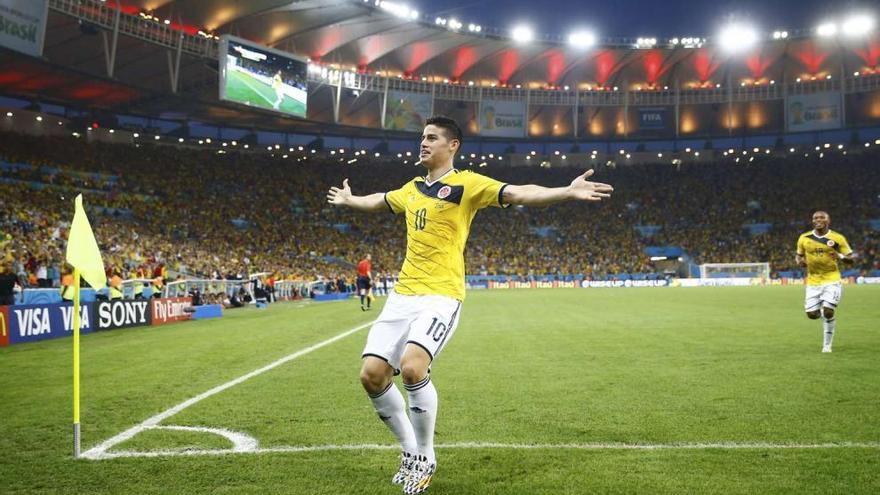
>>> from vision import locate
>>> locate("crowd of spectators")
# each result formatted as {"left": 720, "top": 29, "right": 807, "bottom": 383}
{"left": 1, "top": 130, "right": 878, "bottom": 292}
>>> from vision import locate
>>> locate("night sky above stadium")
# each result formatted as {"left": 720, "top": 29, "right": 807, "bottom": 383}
{"left": 424, "top": 0, "right": 866, "bottom": 38}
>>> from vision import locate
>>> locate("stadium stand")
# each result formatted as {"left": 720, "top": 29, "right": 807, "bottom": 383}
{"left": 1, "top": 130, "right": 877, "bottom": 292}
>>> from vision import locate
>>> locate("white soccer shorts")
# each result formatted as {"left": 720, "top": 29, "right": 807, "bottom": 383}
{"left": 362, "top": 290, "right": 462, "bottom": 371}
{"left": 804, "top": 282, "right": 842, "bottom": 312}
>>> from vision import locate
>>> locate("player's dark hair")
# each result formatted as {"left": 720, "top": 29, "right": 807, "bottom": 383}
{"left": 425, "top": 116, "right": 463, "bottom": 148}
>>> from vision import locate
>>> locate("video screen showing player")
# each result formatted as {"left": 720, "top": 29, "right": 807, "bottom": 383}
{"left": 220, "top": 36, "right": 308, "bottom": 117}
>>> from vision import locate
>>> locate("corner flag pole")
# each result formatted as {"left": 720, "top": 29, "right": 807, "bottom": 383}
{"left": 66, "top": 193, "right": 107, "bottom": 458}
{"left": 73, "top": 268, "right": 81, "bottom": 458}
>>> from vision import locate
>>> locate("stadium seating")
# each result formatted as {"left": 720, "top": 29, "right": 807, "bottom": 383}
{"left": 1, "top": 131, "right": 878, "bottom": 290}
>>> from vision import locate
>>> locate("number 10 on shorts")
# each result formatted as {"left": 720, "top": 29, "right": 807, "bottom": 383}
{"left": 426, "top": 317, "right": 447, "bottom": 342}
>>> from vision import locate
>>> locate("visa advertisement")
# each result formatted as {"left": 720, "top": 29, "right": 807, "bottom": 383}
{"left": 4, "top": 302, "right": 95, "bottom": 345}
{"left": 0, "top": 298, "right": 194, "bottom": 346}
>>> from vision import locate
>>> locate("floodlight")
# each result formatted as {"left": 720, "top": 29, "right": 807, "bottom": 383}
{"left": 512, "top": 25, "right": 534, "bottom": 43}
{"left": 816, "top": 22, "right": 838, "bottom": 37}
{"left": 718, "top": 23, "right": 758, "bottom": 53}
{"left": 568, "top": 30, "right": 596, "bottom": 49}
{"left": 842, "top": 14, "right": 874, "bottom": 37}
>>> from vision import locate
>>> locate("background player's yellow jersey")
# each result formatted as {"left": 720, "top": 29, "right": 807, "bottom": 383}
{"left": 272, "top": 74, "right": 282, "bottom": 89}
{"left": 796, "top": 230, "right": 853, "bottom": 286}
{"left": 385, "top": 169, "right": 508, "bottom": 300}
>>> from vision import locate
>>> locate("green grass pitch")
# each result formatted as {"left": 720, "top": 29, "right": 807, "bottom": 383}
{"left": 1, "top": 286, "right": 879, "bottom": 494}
{"left": 224, "top": 69, "right": 307, "bottom": 117}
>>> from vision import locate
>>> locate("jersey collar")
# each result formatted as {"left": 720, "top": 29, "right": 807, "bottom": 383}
{"left": 424, "top": 167, "right": 456, "bottom": 187}
{"left": 812, "top": 229, "right": 830, "bottom": 238}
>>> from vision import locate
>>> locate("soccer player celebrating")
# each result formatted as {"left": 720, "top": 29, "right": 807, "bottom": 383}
{"left": 796, "top": 211, "right": 857, "bottom": 353}
{"left": 327, "top": 116, "right": 613, "bottom": 494}
{"left": 357, "top": 253, "right": 374, "bottom": 311}
{"left": 272, "top": 70, "right": 284, "bottom": 110}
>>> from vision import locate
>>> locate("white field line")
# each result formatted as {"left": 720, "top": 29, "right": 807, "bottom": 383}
{"left": 233, "top": 70, "right": 276, "bottom": 106}
{"left": 86, "top": 440, "right": 880, "bottom": 460}
{"left": 147, "top": 425, "right": 259, "bottom": 452}
{"left": 81, "top": 320, "right": 375, "bottom": 460}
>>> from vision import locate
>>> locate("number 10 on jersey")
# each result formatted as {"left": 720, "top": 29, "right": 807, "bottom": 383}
{"left": 414, "top": 208, "right": 427, "bottom": 231}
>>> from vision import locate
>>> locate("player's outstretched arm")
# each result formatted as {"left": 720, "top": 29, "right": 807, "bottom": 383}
{"left": 837, "top": 251, "right": 858, "bottom": 264}
{"left": 327, "top": 178, "right": 387, "bottom": 212}
{"left": 502, "top": 169, "right": 613, "bottom": 207}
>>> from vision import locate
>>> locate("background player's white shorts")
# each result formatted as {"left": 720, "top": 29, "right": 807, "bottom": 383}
{"left": 362, "top": 290, "right": 462, "bottom": 371}
{"left": 805, "top": 282, "right": 842, "bottom": 312}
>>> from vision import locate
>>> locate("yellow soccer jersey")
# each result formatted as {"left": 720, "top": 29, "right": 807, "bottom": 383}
{"left": 384, "top": 169, "right": 508, "bottom": 300}
{"left": 796, "top": 230, "right": 853, "bottom": 286}
{"left": 272, "top": 74, "right": 283, "bottom": 89}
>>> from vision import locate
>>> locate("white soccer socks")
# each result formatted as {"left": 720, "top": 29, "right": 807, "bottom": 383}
{"left": 369, "top": 382, "right": 418, "bottom": 454}
{"left": 822, "top": 315, "right": 836, "bottom": 348}
{"left": 404, "top": 376, "right": 438, "bottom": 463}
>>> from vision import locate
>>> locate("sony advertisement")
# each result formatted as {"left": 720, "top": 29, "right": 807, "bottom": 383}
{"left": 96, "top": 300, "right": 152, "bottom": 330}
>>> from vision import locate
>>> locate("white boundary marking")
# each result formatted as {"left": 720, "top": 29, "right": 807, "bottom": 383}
{"left": 232, "top": 69, "right": 276, "bottom": 106}
{"left": 81, "top": 321, "right": 374, "bottom": 460}
{"left": 80, "top": 317, "right": 880, "bottom": 461}
{"left": 86, "top": 440, "right": 880, "bottom": 460}
{"left": 146, "top": 425, "right": 259, "bottom": 452}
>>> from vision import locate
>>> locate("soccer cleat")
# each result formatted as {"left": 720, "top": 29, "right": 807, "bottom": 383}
{"left": 392, "top": 451, "right": 416, "bottom": 485}
{"left": 822, "top": 345, "right": 832, "bottom": 353}
{"left": 404, "top": 455, "right": 435, "bottom": 494}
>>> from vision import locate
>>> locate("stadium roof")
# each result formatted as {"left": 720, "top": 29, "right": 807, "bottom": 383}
{"left": 1, "top": 1, "right": 878, "bottom": 134}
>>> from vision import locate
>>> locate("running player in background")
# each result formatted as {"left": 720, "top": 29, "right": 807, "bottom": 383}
{"left": 796, "top": 211, "right": 857, "bottom": 353}
{"left": 357, "top": 253, "right": 374, "bottom": 311}
{"left": 327, "top": 116, "right": 614, "bottom": 494}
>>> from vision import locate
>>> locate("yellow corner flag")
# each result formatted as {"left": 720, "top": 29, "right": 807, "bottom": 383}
{"left": 65, "top": 194, "right": 106, "bottom": 458}
{"left": 66, "top": 194, "right": 106, "bottom": 290}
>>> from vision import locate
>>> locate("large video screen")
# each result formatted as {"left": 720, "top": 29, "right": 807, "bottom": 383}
{"left": 219, "top": 35, "right": 308, "bottom": 118}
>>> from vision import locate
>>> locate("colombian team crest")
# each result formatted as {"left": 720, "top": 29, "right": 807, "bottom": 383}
{"left": 826, "top": 239, "right": 836, "bottom": 247}
{"left": 437, "top": 185, "right": 452, "bottom": 199}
